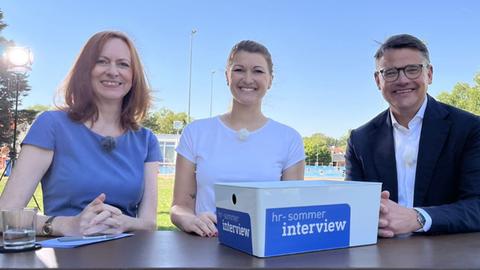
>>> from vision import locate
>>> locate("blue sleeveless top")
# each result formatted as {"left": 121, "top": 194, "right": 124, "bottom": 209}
{"left": 22, "top": 111, "right": 161, "bottom": 217}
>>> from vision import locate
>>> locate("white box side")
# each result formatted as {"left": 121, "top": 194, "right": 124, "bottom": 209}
{"left": 215, "top": 185, "right": 263, "bottom": 256}
{"left": 216, "top": 180, "right": 382, "bottom": 256}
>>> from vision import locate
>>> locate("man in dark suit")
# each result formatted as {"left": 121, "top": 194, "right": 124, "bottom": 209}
{"left": 345, "top": 34, "right": 480, "bottom": 237}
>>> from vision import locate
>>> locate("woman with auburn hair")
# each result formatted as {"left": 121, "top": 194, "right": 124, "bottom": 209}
{"left": 0, "top": 31, "right": 160, "bottom": 236}
{"left": 171, "top": 40, "right": 305, "bottom": 237}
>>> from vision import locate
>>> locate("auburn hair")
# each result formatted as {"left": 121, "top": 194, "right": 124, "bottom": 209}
{"left": 59, "top": 30, "right": 151, "bottom": 130}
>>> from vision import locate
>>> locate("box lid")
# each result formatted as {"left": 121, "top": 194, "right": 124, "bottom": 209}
{"left": 215, "top": 180, "right": 381, "bottom": 189}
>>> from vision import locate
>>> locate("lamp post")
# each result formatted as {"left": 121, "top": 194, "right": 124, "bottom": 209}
{"left": 3, "top": 46, "right": 33, "bottom": 166}
{"left": 209, "top": 70, "right": 216, "bottom": 117}
{"left": 2, "top": 46, "right": 41, "bottom": 209}
{"left": 187, "top": 29, "right": 197, "bottom": 123}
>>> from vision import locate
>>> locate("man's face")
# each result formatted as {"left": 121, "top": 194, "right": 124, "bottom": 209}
{"left": 374, "top": 48, "right": 433, "bottom": 119}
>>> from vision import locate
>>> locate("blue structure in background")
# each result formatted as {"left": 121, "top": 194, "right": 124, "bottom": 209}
{"left": 159, "top": 165, "right": 176, "bottom": 175}
{"left": 3, "top": 160, "right": 12, "bottom": 176}
{"left": 304, "top": 165, "right": 345, "bottom": 179}
{"left": 159, "top": 164, "right": 345, "bottom": 179}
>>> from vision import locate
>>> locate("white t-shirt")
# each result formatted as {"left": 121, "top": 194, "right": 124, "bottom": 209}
{"left": 176, "top": 116, "right": 305, "bottom": 214}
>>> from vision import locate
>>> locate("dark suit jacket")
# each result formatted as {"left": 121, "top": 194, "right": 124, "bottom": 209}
{"left": 345, "top": 95, "right": 480, "bottom": 233}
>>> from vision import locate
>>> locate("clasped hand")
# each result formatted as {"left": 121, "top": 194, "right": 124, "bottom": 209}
{"left": 378, "top": 190, "right": 422, "bottom": 237}
{"left": 75, "top": 193, "right": 125, "bottom": 235}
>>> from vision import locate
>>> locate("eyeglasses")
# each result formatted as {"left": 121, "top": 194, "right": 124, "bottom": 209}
{"left": 377, "top": 64, "right": 429, "bottom": 82}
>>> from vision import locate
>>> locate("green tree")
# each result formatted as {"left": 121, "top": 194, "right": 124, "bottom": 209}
{"left": 143, "top": 108, "right": 188, "bottom": 134}
{"left": 336, "top": 130, "right": 351, "bottom": 149}
{"left": 0, "top": 10, "right": 33, "bottom": 147}
{"left": 303, "top": 133, "right": 332, "bottom": 165}
{"left": 27, "top": 104, "right": 53, "bottom": 113}
{"left": 0, "top": 10, "right": 6, "bottom": 44}
{"left": 437, "top": 73, "right": 480, "bottom": 115}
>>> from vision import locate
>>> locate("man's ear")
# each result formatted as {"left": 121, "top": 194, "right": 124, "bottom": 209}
{"left": 374, "top": 72, "right": 381, "bottom": 90}
{"left": 427, "top": 64, "right": 433, "bottom": 85}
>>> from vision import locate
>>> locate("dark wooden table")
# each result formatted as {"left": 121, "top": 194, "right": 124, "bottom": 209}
{"left": 1, "top": 230, "right": 479, "bottom": 269}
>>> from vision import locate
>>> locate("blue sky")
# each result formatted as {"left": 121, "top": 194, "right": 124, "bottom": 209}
{"left": 2, "top": 0, "right": 479, "bottom": 138}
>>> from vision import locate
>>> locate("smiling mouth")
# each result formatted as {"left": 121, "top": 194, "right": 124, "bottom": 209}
{"left": 101, "top": 80, "right": 122, "bottom": 86}
{"left": 239, "top": 87, "right": 256, "bottom": 92}
{"left": 393, "top": 88, "right": 414, "bottom": 94}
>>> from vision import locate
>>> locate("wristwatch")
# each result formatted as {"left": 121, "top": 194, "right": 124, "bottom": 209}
{"left": 414, "top": 209, "right": 426, "bottom": 231}
{"left": 42, "top": 216, "right": 57, "bottom": 236}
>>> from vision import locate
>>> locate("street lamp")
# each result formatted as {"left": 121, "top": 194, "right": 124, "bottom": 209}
{"left": 3, "top": 47, "right": 34, "bottom": 72}
{"left": 209, "top": 70, "right": 216, "bottom": 117}
{"left": 3, "top": 46, "right": 34, "bottom": 164}
{"left": 2, "top": 46, "right": 40, "bottom": 209}
{"left": 187, "top": 29, "right": 197, "bottom": 123}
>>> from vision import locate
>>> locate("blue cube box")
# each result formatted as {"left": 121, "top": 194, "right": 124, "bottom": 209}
{"left": 215, "top": 180, "right": 381, "bottom": 257}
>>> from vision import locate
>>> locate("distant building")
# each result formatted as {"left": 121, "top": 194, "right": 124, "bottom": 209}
{"left": 156, "top": 134, "right": 180, "bottom": 175}
{"left": 330, "top": 146, "right": 345, "bottom": 167}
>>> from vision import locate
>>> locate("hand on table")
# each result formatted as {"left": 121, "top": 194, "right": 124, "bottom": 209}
{"left": 183, "top": 212, "right": 218, "bottom": 237}
{"left": 378, "top": 190, "right": 422, "bottom": 238}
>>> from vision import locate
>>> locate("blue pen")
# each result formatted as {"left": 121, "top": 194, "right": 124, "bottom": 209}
{"left": 57, "top": 235, "right": 117, "bottom": 242}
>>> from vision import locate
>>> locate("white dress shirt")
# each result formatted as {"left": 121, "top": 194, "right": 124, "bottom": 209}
{"left": 390, "top": 96, "right": 432, "bottom": 232}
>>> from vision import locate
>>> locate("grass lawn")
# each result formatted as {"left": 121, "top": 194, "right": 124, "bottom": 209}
{"left": 156, "top": 176, "right": 175, "bottom": 230}
{"left": 0, "top": 175, "right": 176, "bottom": 230}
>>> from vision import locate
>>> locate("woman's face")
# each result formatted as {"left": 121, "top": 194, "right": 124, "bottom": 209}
{"left": 226, "top": 51, "right": 272, "bottom": 107}
{"left": 91, "top": 38, "right": 133, "bottom": 105}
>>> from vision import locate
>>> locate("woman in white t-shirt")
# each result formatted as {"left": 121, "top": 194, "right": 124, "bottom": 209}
{"left": 171, "top": 40, "right": 305, "bottom": 237}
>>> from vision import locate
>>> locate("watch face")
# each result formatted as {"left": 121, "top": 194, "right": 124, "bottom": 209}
{"left": 420, "top": 215, "right": 426, "bottom": 225}
{"left": 42, "top": 222, "right": 53, "bottom": 235}
{"left": 43, "top": 225, "right": 52, "bottom": 235}
{"left": 42, "top": 216, "right": 56, "bottom": 235}
{"left": 416, "top": 210, "right": 426, "bottom": 227}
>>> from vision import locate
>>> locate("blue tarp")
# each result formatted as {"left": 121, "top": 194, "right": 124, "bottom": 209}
{"left": 4, "top": 160, "right": 11, "bottom": 176}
